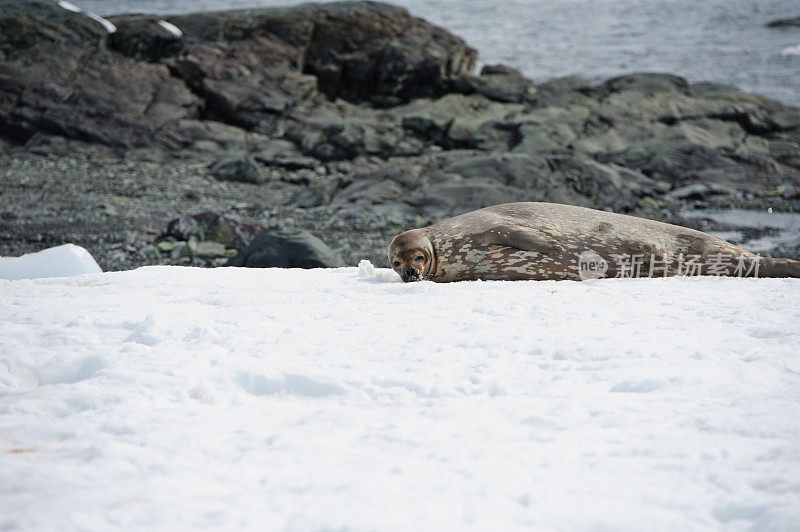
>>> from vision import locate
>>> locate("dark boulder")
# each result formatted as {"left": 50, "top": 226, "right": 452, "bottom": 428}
{"left": 227, "top": 228, "right": 345, "bottom": 268}
{"left": 166, "top": 212, "right": 264, "bottom": 249}
{"left": 0, "top": 0, "right": 107, "bottom": 61}
{"left": 0, "top": 0, "right": 201, "bottom": 151}
{"left": 297, "top": 2, "right": 477, "bottom": 104}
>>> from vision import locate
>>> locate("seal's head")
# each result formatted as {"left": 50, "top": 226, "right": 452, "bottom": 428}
{"left": 388, "top": 229, "right": 435, "bottom": 282}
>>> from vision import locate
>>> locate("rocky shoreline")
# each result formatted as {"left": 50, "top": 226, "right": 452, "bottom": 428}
{"left": 2, "top": 0, "right": 799, "bottom": 270}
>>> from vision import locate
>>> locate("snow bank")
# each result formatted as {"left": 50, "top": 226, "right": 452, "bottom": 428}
{"left": 1, "top": 266, "right": 799, "bottom": 530}
{"left": 0, "top": 244, "right": 102, "bottom": 280}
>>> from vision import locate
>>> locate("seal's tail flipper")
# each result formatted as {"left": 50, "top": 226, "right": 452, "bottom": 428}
{"left": 759, "top": 257, "right": 800, "bottom": 278}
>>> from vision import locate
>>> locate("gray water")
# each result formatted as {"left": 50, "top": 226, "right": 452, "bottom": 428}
{"left": 73, "top": 0, "right": 800, "bottom": 106}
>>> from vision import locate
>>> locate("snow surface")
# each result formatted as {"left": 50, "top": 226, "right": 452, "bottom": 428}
{"left": 0, "top": 244, "right": 102, "bottom": 281}
{"left": 2, "top": 264, "right": 800, "bottom": 530}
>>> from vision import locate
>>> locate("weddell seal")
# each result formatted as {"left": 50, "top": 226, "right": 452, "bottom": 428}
{"left": 388, "top": 202, "right": 800, "bottom": 282}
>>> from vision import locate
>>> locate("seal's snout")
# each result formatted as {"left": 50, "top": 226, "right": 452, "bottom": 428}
{"left": 401, "top": 268, "right": 420, "bottom": 282}
{"left": 388, "top": 230, "right": 432, "bottom": 282}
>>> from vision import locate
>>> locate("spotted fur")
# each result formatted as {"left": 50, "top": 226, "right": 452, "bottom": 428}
{"left": 388, "top": 202, "right": 800, "bottom": 282}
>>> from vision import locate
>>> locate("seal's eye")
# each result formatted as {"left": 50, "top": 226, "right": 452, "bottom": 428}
{"left": 415, "top": 255, "right": 424, "bottom": 262}
{"left": 392, "top": 260, "right": 401, "bottom": 267}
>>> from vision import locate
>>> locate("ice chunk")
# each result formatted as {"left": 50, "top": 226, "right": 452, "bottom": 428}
{"left": 358, "top": 259, "right": 401, "bottom": 282}
{"left": 0, "top": 244, "right": 102, "bottom": 280}
{"left": 358, "top": 259, "right": 376, "bottom": 278}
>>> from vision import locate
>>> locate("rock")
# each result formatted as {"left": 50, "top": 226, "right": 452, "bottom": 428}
{"left": 195, "top": 241, "right": 226, "bottom": 258}
{"left": 597, "top": 140, "right": 735, "bottom": 183}
{"left": 401, "top": 94, "right": 523, "bottom": 146}
{"left": 156, "top": 240, "right": 174, "bottom": 252}
{"left": 227, "top": 228, "right": 345, "bottom": 268}
{"left": 410, "top": 152, "right": 601, "bottom": 217}
{"left": 767, "top": 17, "right": 800, "bottom": 28}
{"left": 333, "top": 178, "right": 406, "bottom": 207}
{"left": 534, "top": 76, "right": 596, "bottom": 107}
{"left": 667, "top": 183, "right": 741, "bottom": 201}
{"left": 21, "top": 134, "right": 119, "bottom": 159}
{"left": 290, "top": 188, "right": 330, "bottom": 208}
{"left": 138, "top": 244, "right": 161, "bottom": 260}
{"left": 164, "top": 0, "right": 475, "bottom": 137}
{"left": 163, "top": 120, "right": 249, "bottom": 147}
{"left": 686, "top": 119, "right": 747, "bottom": 148}
{"left": 783, "top": 188, "right": 800, "bottom": 200}
{"left": 170, "top": 241, "right": 191, "bottom": 259}
{"left": 545, "top": 155, "right": 667, "bottom": 212}
{"left": 0, "top": 0, "right": 476, "bottom": 157}
{"left": 297, "top": 2, "right": 477, "bottom": 104}
{"left": 455, "top": 64, "right": 537, "bottom": 104}
{"left": 252, "top": 139, "right": 321, "bottom": 170}
{"left": 165, "top": 212, "right": 264, "bottom": 249}
{"left": 165, "top": 35, "right": 317, "bottom": 132}
{"left": 208, "top": 157, "right": 267, "bottom": 184}
{"left": 329, "top": 150, "right": 667, "bottom": 218}
{"left": 510, "top": 107, "right": 590, "bottom": 153}
{"left": 318, "top": 120, "right": 395, "bottom": 159}
{"left": 404, "top": 179, "right": 530, "bottom": 218}
{"left": 641, "top": 196, "right": 661, "bottom": 210}
{"left": 279, "top": 169, "right": 314, "bottom": 185}
{"left": 769, "top": 108, "right": 800, "bottom": 131}
{"left": 596, "top": 73, "right": 690, "bottom": 97}
{"left": 108, "top": 15, "right": 185, "bottom": 62}
{"left": 0, "top": 0, "right": 201, "bottom": 152}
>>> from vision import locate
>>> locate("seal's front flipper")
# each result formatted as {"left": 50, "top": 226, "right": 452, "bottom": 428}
{"left": 477, "top": 225, "right": 559, "bottom": 253}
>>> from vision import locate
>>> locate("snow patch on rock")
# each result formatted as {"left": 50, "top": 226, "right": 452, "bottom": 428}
{"left": 57, "top": 1, "right": 81, "bottom": 12}
{"left": 156, "top": 19, "right": 183, "bottom": 38}
{"left": 86, "top": 12, "right": 116, "bottom": 33}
